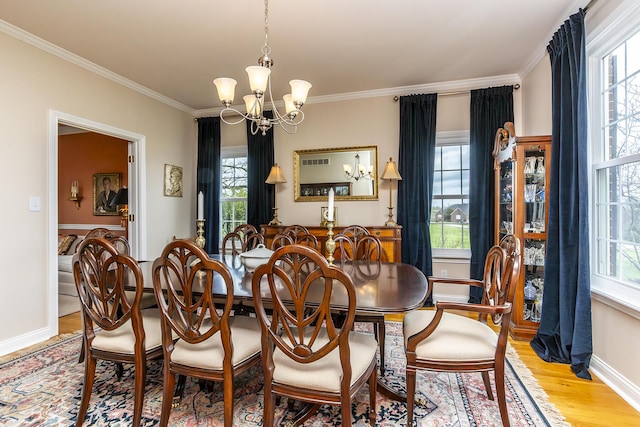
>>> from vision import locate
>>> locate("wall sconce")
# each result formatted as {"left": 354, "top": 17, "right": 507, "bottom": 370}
{"left": 381, "top": 158, "right": 402, "bottom": 226}
{"left": 69, "top": 179, "right": 82, "bottom": 209}
{"left": 265, "top": 164, "right": 287, "bottom": 225}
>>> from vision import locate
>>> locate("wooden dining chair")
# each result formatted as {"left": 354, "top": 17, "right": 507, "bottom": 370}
{"left": 252, "top": 244, "right": 378, "bottom": 426}
{"left": 152, "top": 239, "right": 262, "bottom": 427}
{"left": 221, "top": 224, "right": 264, "bottom": 256}
{"left": 334, "top": 230, "right": 389, "bottom": 373}
{"left": 73, "top": 237, "right": 164, "bottom": 427}
{"left": 403, "top": 236, "right": 522, "bottom": 427}
{"left": 282, "top": 224, "right": 319, "bottom": 249}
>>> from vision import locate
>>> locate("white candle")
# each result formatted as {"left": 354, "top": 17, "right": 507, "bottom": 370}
{"left": 197, "top": 191, "right": 204, "bottom": 220}
{"left": 327, "top": 188, "right": 334, "bottom": 221}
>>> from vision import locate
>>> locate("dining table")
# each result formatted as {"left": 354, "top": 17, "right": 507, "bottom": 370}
{"left": 137, "top": 253, "right": 428, "bottom": 401}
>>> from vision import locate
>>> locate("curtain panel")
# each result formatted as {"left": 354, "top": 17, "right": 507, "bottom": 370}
{"left": 397, "top": 93, "right": 437, "bottom": 305}
{"left": 468, "top": 86, "right": 514, "bottom": 303}
{"left": 197, "top": 117, "right": 221, "bottom": 254}
{"left": 530, "top": 9, "right": 593, "bottom": 380}
{"left": 246, "top": 111, "right": 275, "bottom": 230}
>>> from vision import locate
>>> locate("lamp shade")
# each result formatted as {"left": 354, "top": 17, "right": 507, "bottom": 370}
{"left": 246, "top": 66, "right": 271, "bottom": 93}
{"left": 109, "top": 187, "right": 128, "bottom": 209}
{"left": 243, "top": 94, "right": 263, "bottom": 117}
{"left": 289, "top": 79, "right": 312, "bottom": 104}
{"left": 213, "top": 78, "right": 237, "bottom": 104}
{"left": 265, "top": 164, "right": 287, "bottom": 184}
{"left": 381, "top": 158, "right": 402, "bottom": 180}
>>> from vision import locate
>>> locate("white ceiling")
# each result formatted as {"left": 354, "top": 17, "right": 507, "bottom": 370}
{"left": 0, "top": 0, "right": 585, "bottom": 113}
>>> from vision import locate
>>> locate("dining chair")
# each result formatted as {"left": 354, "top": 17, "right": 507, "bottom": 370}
{"left": 221, "top": 224, "right": 265, "bottom": 256}
{"left": 334, "top": 231, "right": 389, "bottom": 374}
{"left": 252, "top": 244, "right": 378, "bottom": 426}
{"left": 403, "top": 236, "right": 522, "bottom": 427}
{"left": 152, "top": 239, "right": 262, "bottom": 427}
{"left": 73, "top": 237, "right": 164, "bottom": 427}
{"left": 282, "top": 224, "right": 319, "bottom": 249}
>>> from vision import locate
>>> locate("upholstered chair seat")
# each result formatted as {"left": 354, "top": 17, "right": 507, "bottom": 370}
{"left": 92, "top": 308, "right": 164, "bottom": 353}
{"left": 403, "top": 310, "right": 498, "bottom": 361}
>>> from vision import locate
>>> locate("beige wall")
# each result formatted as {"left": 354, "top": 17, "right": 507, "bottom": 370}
{"left": 0, "top": 32, "right": 195, "bottom": 349}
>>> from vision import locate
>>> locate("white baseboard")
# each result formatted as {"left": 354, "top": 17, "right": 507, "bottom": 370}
{"left": 0, "top": 326, "right": 55, "bottom": 358}
{"left": 591, "top": 354, "right": 640, "bottom": 413}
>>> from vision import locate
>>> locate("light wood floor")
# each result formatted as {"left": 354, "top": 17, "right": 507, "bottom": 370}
{"left": 44, "top": 312, "right": 640, "bottom": 426}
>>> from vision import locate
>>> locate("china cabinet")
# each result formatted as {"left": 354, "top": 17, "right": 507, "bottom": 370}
{"left": 493, "top": 122, "right": 551, "bottom": 340}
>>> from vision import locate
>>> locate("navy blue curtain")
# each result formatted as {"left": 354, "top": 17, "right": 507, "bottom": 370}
{"left": 530, "top": 10, "right": 592, "bottom": 380}
{"left": 397, "top": 94, "right": 437, "bottom": 305}
{"left": 246, "top": 111, "right": 274, "bottom": 230}
{"left": 197, "top": 117, "right": 221, "bottom": 254}
{"left": 468, "top": 86, "right": 514, "bottom": 303}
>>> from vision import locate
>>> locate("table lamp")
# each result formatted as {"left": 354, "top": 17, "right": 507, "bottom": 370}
{"left": 110, "top": 187, "right": 129, "bottom": 234}
{"left": 265, "top": 164, "right": 287, "bottom": 225}
{"left": 381, "top": 158, "right": 402, "bottom": 226}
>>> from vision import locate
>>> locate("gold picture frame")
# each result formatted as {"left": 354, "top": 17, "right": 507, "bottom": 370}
{"left": 93, "top": 172, "right": 121, "bottom": 216}
{"left": 320, "top": 206, "right": 338, "bottom": 227}
{"left": 164, "top": 164, "right": 183, "bottom": 197}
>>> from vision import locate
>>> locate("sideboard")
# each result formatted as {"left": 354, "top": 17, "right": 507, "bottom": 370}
{"left": 260, "top": 224, "right": 402, "bottom": 262}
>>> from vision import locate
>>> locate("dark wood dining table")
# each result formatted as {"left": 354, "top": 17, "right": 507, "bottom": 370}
{"left": 137, "top": 254, "right": 428, "bottom": 400}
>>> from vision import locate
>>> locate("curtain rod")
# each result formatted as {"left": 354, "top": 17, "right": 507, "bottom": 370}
{"left": 392, "top": 83, "right": 520, "bottom": 101}
{"left": 584, "top": 0, "right": 599, "bottom": 14}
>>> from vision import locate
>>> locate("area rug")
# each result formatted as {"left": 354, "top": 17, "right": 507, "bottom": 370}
{"left": 0, "top": 322, "right": 568, "bottom": 426}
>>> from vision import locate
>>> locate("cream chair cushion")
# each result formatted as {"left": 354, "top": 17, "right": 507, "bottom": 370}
{"left": 403, "top": 310, "right": 498, "bottom": 361}
{"left": 272, "top": 331, "right": 377, "bottom": 392}
{"left": 92, "top": 308, "right": 164, "bottom": 354}
{"left": 171, "top": 315, "right": 262, "bottom": 369}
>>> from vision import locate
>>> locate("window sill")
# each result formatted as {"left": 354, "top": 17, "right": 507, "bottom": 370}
{"left": 591, "top": 275, "right": 640, "bottom": 321}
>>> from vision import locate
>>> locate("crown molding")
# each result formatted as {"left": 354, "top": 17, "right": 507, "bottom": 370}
{"left": 0, "top": 19, "right": 196, "bottom": 115}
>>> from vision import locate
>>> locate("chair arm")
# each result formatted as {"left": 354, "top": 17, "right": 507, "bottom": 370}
{"left": 436, "top": 301, "right": 513, "bottom": 315}
{"left": 427, "top": 276, "right": 484, "bottom": 288}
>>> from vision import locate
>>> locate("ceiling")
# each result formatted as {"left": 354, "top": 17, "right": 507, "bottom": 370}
{"left": 1, "top": 0, "right": 585, "bottom": 113}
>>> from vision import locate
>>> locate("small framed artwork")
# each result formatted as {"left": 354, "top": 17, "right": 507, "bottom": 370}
{"left": 320, "top": 206, "right": 338, "bottom": 227}
{"left": 164, "top": 164, "right": 183, "bottom": 197}
{"left": 93, "top": 172, "right": 122, "bottom": 216}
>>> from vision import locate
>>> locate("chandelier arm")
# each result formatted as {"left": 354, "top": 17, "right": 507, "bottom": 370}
{"left": 219, "top": 107, "right": 254, "bottom": 126}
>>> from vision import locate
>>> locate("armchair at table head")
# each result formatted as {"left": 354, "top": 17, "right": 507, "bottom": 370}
{"left": 251, "top": 244, "right": 378, "bottom": 426}
{"left": 152, "top": 239, "right": 262, "bottom": 427}
{"left": 222, "top": 223, "right": 264, "bottom": 256}
{"left": 72, "top": 237, "right": 163, "bottom": 427}
{"left": 403, "top": 236, "right": 522, "bottom": 427}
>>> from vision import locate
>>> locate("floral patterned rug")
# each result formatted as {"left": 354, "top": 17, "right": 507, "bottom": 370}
{"left": 0, "top": 322, "right": 568, "bottom": 426}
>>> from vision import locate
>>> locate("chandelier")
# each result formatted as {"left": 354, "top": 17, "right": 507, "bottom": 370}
{"left": 213, "top": 0, "right": 312, "bottom": 136}
{"left": 343, "top": 153, "right": 373, "bottom": 181}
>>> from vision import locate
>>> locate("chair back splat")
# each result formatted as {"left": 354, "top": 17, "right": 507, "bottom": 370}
{"left": 252, "top": 244, "right": 378, "bottom": 426}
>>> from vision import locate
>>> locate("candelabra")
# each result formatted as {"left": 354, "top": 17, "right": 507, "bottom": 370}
{"left": 195, "top": 219, "right": 206, "bottom": 249}
{"left": 323, "top": 210, "right": 336, "bottom": 265}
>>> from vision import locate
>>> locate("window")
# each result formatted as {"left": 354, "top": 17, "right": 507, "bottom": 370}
{"left": 589, "top": 1, "right": 640, "bottom": 312}
{"left": 430, "top": 131, "right": 470, "bottom": 256}
{"left": 220, "top": 148, "right": 248, "bottom": 240}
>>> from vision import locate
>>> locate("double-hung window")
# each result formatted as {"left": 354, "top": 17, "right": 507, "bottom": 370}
{"left": 220, "top": 147, "right": 248, "bottom": 241}
{"left": 589, "top": 1, "right": 640, "bottom": 312}
{"left": 430, "top": 131, "right": 471, "bottom": 258}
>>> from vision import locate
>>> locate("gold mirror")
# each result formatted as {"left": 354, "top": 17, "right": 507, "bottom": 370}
{"left": 294, "top": 146, "right": 378, "bottom": 202}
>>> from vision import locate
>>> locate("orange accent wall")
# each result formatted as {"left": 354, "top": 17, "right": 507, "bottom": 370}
{"left": 58, "top": 132, "right": 128, "bottom": 228}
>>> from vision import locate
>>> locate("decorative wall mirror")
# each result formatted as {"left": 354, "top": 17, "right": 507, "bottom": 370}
{"left": 294, "top": 146, "right": 378, "bottom": 201}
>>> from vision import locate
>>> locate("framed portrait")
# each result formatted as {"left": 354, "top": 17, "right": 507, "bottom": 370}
{"left": 320, "top": 206, "right": 338, "bottom": 227}
{"left": 164, "top": 164, "right": 183, "bottom": 197}
{"left": 93, "top": 173, "right": 121, "bottom": 216}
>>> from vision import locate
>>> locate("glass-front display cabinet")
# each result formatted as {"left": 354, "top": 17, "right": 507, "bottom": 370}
{"left": 493, "top": 122, "right": 552, "bottom": 340}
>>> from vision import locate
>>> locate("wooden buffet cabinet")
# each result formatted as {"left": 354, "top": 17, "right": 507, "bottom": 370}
{"left": 260, "top": 224, "right": 402, "bottom": 263}
{"left": 494, "top": 122, "right": 551, "bottom": 340}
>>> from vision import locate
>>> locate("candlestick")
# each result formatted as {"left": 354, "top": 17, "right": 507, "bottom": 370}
{"left": 197, "top": 191, "right": 204, "bottom": 220}
{"left": 323, "top": 209, "right": 336, "bottom": 265}
{"left": 195, "top": 219, "right": 206, "bottom": 249}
